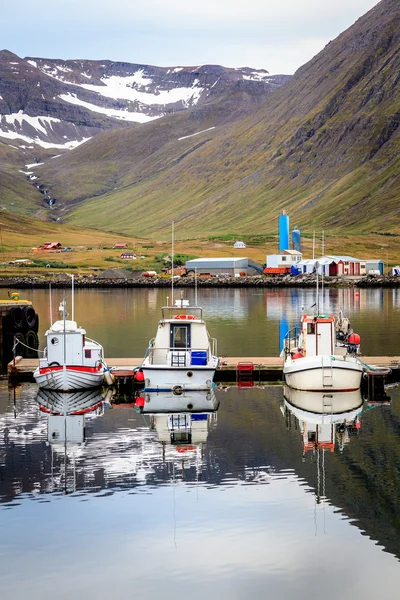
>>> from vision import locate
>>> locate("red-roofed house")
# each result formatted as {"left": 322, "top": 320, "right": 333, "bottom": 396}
{"left": 42, "top": 242, "right": 63, "bottom": 250}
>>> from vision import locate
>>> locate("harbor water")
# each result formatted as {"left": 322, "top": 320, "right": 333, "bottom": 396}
{"left": 15, "top": 286, "right": 400, "bottom": 357}
{"left": 1, "top": 287, "right": 400, "bottom": 599}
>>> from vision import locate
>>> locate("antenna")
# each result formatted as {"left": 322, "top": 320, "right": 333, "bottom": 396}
{"left": 315, "top": 260, "right": 320, "bottom": 315}
{"left": 171, "top": 220, "right": 174, "bottom": 305}
{"left": 49, "top": 283, "right": 53, "bottom": 326}
{"left": 312, "top": 230, "right": 315, "bottom": 260}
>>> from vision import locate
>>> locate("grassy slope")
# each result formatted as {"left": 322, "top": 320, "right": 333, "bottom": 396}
{"left": 0, "top": 142, "right": 46, "bottom": 216}
{"left": 36, "top": 0, "right": 399, "bottom": 238}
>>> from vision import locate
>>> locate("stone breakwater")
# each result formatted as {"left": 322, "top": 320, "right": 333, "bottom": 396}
{"left": 0, "top": 274, "right": 399, "bottom": 289}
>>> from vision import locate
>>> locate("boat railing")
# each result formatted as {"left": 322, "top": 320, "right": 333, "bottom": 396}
{"left": 210, "top": 338, "right": 217, "bottom": 357}
{"left": 161, "top": 306, "right": 203, "bottom": 321}
{"left": 283, "top": 326, "right": 302, "bottom": 358}
{"left": 147, "top": 345, "right": 213, "bottom": 366}
{"left": 85, "top": 336, "right": 101, "bottom": 347}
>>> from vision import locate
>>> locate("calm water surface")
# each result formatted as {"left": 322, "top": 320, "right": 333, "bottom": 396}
{"left": 1, "top": 382, "right": 400, "bottom": 599}
{"left": 17, "top": 286, "right": 400, "bottom": 357}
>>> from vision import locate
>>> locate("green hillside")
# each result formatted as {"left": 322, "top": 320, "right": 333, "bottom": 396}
{"left": 22, "top": 0, "right": 400, "bottom": 237}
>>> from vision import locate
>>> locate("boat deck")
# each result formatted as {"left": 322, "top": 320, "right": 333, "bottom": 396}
{"left": 8, "top": 355, "right": 400, "bottom": 384}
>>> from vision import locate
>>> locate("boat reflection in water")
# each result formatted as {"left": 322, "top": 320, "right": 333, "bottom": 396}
{"left": 34, "top": 388, "right": 110, "bottom": 492}
{"left": 135, "top": 389, "right": 219, "bottom": 466}
{"left": 282, "top": 385, "right": 364, "bottom": 455}
{"left": 36, "top": 387, "right": 112, "bottom": 416}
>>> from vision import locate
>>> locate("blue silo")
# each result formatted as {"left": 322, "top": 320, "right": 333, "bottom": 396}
{"left": 278, "top": 210, "right": 289, "bottom": 251}
{"left": 292, "top": 226, "right": 301, "bottom": 252}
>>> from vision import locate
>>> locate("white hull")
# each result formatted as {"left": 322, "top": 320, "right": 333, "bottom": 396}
{"left": 283, "top": 386, "right": 363, "bottom": 419}
{"left": 283, "top": 355, "right": 363, "bottom": 392}
{"left": 34, "top": 365, "right": 104, "bottom": 391}
{"left": 36, "top": 387, "right": 105, "bottom": 414}
{"left": 140, "top": 389, "right": 219, "bottom": 413}
{"left": 142, "top": 361, "right": 218, "bottom": 392}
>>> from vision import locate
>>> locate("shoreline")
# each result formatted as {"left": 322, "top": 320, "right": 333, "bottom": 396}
{"left": 0, "top": 274, "right": 399, "bottom": 289}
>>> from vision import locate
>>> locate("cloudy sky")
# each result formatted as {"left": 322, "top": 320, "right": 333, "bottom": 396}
{"left": 3, "top": 0, "right": 380, "bottom": 74}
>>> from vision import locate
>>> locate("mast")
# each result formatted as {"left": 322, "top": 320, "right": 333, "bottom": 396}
{"left": 195, "top": 267, "right": 198, "bottom": 306}
{"left": 71, "top": 274, "right": 74, "bottom": 322}
{"left": 321, "top": 231, "right": 325, "bottom": 313}
{"left": 49, "top": 283, "right": 53, "bottom": 327}
{"left": 171, "top": 220, "right": 174, "bottom": 305}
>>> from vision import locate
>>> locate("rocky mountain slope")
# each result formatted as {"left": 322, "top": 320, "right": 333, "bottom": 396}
{"left": 32, "top": 0, "right": 399, "bottom": 237}
{"left": 0, "top": 51, "right": 287, "bottom": 150}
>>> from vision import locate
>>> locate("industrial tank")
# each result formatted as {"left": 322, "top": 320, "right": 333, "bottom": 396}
{"left": 278, "top": 210, "right": 289, "bottom": 251}
{"left": 292, "top": 226, "right": 301, "bottom": 252}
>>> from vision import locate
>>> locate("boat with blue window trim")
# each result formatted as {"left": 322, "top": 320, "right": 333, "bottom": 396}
{"left": 141, "top": 301, "right": 218, "bottom": 393}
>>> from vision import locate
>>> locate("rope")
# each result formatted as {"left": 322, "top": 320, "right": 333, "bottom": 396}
{"left": 12, "top": 338, "right": 45, "bottom": 354}
{"left": 356, "top": 356, "right": 391, "bottom": 373}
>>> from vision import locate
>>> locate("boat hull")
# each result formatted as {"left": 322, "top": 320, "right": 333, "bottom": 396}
{"left": 283, "top": 355, "right": 363, "bottom": 392}
{"left": 33, "top": 365, "right": 104, "bottom": 391}
{"left": 141, "top": 362, "right": 217, "bottom": 392}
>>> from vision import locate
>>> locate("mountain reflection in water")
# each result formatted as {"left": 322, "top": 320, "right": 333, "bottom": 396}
{"left": 1, "top": 382, "right": 400, "bottom": 599}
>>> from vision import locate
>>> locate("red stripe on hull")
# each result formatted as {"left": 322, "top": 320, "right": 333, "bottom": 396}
{"left": 39, "top": 365, "right": 102, "bottom": 375}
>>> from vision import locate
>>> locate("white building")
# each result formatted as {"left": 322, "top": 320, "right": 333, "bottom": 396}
{"left": 234, "top": 241, "right": 246, "bottom": 249}
{"left": 266, "top": 249, "right": 303, "bottom": 268}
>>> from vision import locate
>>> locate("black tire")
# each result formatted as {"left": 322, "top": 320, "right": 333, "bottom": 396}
{"left": 2, "top": 333, "right": 15, "bottom": 367}
{"left": 25, "top": 330, "right": 39, "bottom": 358}
{"left": 9, "top": 307, "right": 24, "bottom": 330}
{"left": 13, "top": 332, "right": 26, "bottom": 358}
{"left": 24, "top": 306, "right": 39, "bottom": 331}
{"left": 49, "top": 361, "right": 60, "bottom": 367}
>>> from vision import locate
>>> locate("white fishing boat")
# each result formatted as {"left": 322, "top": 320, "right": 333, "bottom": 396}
{"left": 283, "top": 386, "right": 363, "bottom": 453}
{"left": 282, "top": 312, "right": 363, "bottom": 392}
{"left": 141, "top": 302, "right": 219, "bottom": 393}
{"left": 138, "top": 388, "right": 220, "bottom": 413}
{"left": 34, "top": 279, "right": 113, "bottom": 391}
{"left": 137, "top": 389, "right": 219, "bottom": 449}
{"left": 36, "top": 387, "right": 111, "bottom": 415}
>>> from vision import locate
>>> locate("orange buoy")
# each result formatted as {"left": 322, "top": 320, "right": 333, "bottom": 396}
{"left": 134, "top": 369, "right": 145, "bottom": 381}
{"left": 348, "top": 333, "right": 361, "bottom": 345}
{"left": 135, "top": 396, "right": 145, "bottom": 407}
{"left": 292, "top": 352, "right": 303, "bottom": 360}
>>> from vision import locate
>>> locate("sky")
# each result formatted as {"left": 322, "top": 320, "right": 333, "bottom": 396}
{"left": 2, "top": 0, "right": 380, "bottom": 74}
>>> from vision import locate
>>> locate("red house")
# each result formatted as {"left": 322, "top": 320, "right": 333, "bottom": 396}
{"left": 42, "top": 242, "right": 62, "bottom": 250}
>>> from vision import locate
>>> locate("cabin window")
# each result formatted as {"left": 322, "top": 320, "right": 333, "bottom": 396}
{"left": 85, "top": 349, "right": 92, "bottom": 359}
{"left": 282, "top": 256, "right": 287, "bottom": 261}
{"left": 51, "top": 337, "right": 59, "bottom": 345}
{"left": 170, "top": 324, "right": 190, "bottom": 349}
{"left": 307, "top": 323, "right": 316, "bottom": 335}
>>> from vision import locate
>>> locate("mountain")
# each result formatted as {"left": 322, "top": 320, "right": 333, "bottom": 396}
{"left": 30, "top": 0, "right": 399, "bottom": 237}
{"left": 0, "top": 51, "right": 286, "bottom": 150}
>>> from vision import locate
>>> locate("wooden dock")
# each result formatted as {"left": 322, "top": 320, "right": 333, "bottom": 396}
{"left": 7, "top": 356, "right": 400, "bottom": 384}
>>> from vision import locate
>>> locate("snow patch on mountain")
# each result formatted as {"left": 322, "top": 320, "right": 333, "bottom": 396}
{"left": 59, "top": 93, "right": 160, "bottom": 123}
{"left": 178, "top": 126, "right": 216, "bottom": 140}
{"left": 77, "top": 75, "right": 204, "bottom": 107}
{"left": 0, "top": 112, "right": 90, "bottom": 149}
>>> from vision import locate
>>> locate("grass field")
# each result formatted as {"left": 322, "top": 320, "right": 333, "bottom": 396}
{"left": 0, "top": 213, "right": 398, "bottom": 279}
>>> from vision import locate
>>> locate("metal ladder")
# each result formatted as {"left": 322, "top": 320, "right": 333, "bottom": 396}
{"left": 321, "top": 356, "right": 333, "bottom": 387}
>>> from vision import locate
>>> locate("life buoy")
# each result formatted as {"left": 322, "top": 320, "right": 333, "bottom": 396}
{"left": 175, "top": 315, "right": 195, "bottom": 320}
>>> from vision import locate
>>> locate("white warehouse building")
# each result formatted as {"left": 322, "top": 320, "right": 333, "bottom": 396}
{"left": 185, "top": 257, "right": 263, "bottom": 276}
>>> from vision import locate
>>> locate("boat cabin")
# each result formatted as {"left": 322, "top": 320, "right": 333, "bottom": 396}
{"left": 41, "top": 320, "right": 103, "bottom": 368}
{"left": 148, "top": 307, "right": 215, "bottom": 367}
{"left": 298, "top": 314, "right": 335, "bottom": 358}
